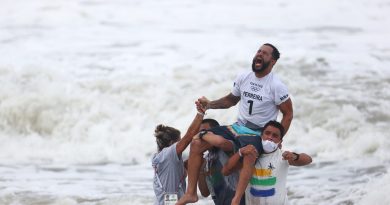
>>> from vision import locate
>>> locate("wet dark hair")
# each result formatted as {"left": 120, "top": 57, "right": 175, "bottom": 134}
{"left": 201, "top": 119, "right": 220, "bottom": 128}
{"left": 154, "top": 124, "right": 181, "bottom": 152}
{"left": 264, "top": 43, "right": 280, "bottom": 61}
{"left": 263, "top": 120, "right": 285, "bottom": 138}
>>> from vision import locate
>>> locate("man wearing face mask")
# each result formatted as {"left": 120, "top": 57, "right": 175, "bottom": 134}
{"left": 223, "top": 121, "right": 312, "bottom": 205}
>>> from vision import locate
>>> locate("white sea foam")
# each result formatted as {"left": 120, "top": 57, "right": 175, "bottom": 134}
{"left": 0, "top": 0, "right": 389, "bottom": 204}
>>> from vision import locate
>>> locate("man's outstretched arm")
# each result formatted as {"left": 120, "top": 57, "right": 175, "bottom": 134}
{"left": 199, "top": 93, "right": 240, "bottom": 110}
{"left": 283, "top": 151, "right": 312, "bottom": 166}
{"left": 176, "top": 103, "right": 205, "bottom": 155}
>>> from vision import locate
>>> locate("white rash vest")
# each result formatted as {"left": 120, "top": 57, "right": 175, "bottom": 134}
{"left": 231, "top": 71, "right": 290, "bottom": 129}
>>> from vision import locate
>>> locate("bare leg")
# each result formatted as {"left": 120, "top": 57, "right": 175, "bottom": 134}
{"left": 176, "top": 136, "right": 213, "bottom": 205}
{"left": 202, "top": 132, "right": 234, "bottom": 152}
{"left": 231, "top": 154, "right": 257, "bottom": 205}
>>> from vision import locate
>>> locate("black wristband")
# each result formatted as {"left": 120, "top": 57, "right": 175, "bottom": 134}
{"left": 293, "top": 152, "right": 299, "bottom": 161}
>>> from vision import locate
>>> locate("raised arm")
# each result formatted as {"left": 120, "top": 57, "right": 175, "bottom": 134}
{"left": 199, "top": 93, "right": 240, "bottom": 110}
{"left": 176, "top": 103, "right": 205, "bottom": 155}
{"left": 278, "top": 98, "right": 293, "bottom": 134}
{"left": 282, "top": 151, "right": 312, "bottom": 166}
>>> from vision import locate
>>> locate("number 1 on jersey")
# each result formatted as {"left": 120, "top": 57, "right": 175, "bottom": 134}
{"left": 247, "top": 100, "right": 253, "bottom": 115}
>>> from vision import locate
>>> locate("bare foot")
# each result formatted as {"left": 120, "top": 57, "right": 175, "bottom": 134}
{"left": 176, "top": 194, "right": 198, "bottom": 205}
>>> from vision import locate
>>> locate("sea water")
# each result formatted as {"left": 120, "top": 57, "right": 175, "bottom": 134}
{"left": 0, "top": 0, "right": 389, "bottom": 204}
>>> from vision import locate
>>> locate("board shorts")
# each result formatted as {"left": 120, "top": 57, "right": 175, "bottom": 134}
{"left": 201, "top": 123, "right": 264, "bottom": 154}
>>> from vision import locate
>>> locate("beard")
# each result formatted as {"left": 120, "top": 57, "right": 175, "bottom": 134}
{"left": 252, "top": 58, "right": 270, "bottom": 73}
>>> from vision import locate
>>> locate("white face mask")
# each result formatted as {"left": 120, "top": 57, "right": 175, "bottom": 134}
{"left": 262, "top": 139, "right": 279, "bottom": 153}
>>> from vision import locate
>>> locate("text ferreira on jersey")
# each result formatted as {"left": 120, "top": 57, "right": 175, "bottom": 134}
{"left": 243, "top": 91, "right": 263, "bottom": 101}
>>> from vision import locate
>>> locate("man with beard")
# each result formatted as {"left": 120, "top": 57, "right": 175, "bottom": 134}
{"left": 177, "top": 43, "right": 293, "bottom": 205}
